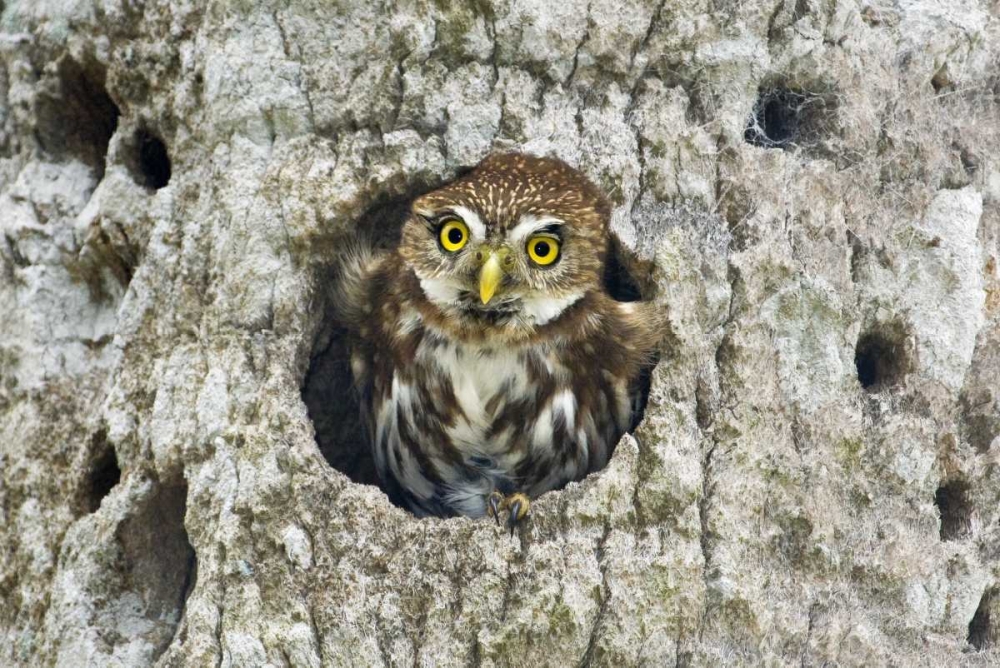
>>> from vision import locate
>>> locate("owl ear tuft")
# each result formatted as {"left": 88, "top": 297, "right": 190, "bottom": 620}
{"left": 412, "top": 198, "right": 435, "bottom": 218}
{"left": 411, "top": 199, "right": 438, "bottom": 229}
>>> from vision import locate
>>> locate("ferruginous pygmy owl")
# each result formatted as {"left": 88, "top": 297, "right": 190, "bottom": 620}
{"left": 334, "top": 153, "right": 662, "bottom": 532}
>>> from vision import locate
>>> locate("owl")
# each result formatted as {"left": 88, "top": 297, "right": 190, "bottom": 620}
{"left": 334, "top": 153, "right": 661, "bottom": 533}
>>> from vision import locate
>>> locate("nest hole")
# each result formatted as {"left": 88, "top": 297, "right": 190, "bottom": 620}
{"left": 604, "top": 240, "right": 644, "bottom": 303}
{"left": 969, "top": 587, "right": 998, "bottom": 651}
{"left": 86, "top": 433, "right": 121, "bottom": 513}
{"left": 931, "top": 64, "right": 955, "bottom": 94}
{"left": 116, "top": 480, "right": 196, "bottom": 659}
{"left": 302, "top": 184, "right": 657, "bottom": 511}
{"left": 34, "top": 56, "right": 119, "bottom": 180}
{"left": 855, "top": 321, "right": 912, "bottom": 392}
{"left": 604, "top": 237, "right": 658, "bottom": 430}
{"left": 935, "top": 479, "right": 972, "bottom": 541}
{"left": 744, "top": 84, "right": 837, "bottom": 152}
{"left": 302, "top": 190, "right": 415, "bottom": 487}
{"left": 124, "top": 127, "right": 172, "bottom": 190}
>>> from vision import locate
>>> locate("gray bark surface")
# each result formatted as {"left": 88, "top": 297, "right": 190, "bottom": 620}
{"left": 1, "top": 0, "right": 999, "bottom": 665}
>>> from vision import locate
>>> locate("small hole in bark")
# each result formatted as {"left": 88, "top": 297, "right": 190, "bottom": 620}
{"left": 969, "top": 587, "right": 997, "bottom": 651}
{"left": 87, "top": 436, "right": 121, "bottom": 513}
{"left": 744, "top": 84, "right": 837, "bottom": 151}
{"left": 125, "top": 128, "right": 172, "bottom": 190}
{"left": 34, "top": 56, "right": 119, "bottom": 180}
{"left": 138, "top": 131, "right": 171, "bottom": 189}
{"left": 746, "top": 90, "right": 797, "bottom": 147}
{"left": 931, "top": 64, "right": 954, "bottom": 94}
{"left": 855, "top": 321, "right": 911, "bottom": 391}
{"left": 935, "top": 479, "right": 972, "bottom": 541}
{"left": 116, "top": 480, "right": 196, "bottom": 660}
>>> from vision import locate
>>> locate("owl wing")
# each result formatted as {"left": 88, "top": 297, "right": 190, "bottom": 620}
{"left": 330, "top": 240, "right": 386, "bottom": 333}
{"left": 586, "top": 298, "right": 666, "bottom": 439}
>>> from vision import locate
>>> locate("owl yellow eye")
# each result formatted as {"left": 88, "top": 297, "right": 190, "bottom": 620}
{"left": 439, "top": 219, "right": 469, "bottom": 252}
{"left": 527, "top": 235, "right": 560, "bottom": 266}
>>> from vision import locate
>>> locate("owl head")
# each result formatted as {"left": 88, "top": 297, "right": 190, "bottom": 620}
{"left": 399, "top": 153, "right": 611, "bottom": 340}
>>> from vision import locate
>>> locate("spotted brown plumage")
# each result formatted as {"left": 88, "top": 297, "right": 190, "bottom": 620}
{"left": 334, "top": 153, "right": 662, "bottom": 529}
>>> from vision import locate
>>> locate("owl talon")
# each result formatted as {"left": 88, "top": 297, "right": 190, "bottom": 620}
{"left": 505, "top": 493, "right": 530, "bottom": 535}
{"left": 487, "top": 491, "right": 503, "bottom": 526}
{"left": 508, "top": 501, "right": 522, "bottom": 537}
{"left": 485, "top": 491, "right": 531, "bottom": 535}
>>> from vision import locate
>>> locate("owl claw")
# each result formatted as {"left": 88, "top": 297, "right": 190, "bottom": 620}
{"left": 486, "top": 491, "right": 530, "bottom": 536}
{"left": 508, "top": 502, "right": 522, "bottom": 537}
{"left": 487, "top": 491, "right": 503, "bottom": 526}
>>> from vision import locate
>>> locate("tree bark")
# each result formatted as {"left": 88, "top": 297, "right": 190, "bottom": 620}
{"left": 1, "top": 0, "right": 999, "bottom": 665}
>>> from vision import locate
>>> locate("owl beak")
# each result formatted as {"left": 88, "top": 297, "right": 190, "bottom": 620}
{"left": 478, "top": 247, "right": 509, "bottom": 305}
{"left": 479, "top": 253, "right": 503, "bottom": 305}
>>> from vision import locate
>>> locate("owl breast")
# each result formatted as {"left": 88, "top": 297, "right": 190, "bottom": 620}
{"left": 365, "top": 319, "right": 629, "bottom": 518}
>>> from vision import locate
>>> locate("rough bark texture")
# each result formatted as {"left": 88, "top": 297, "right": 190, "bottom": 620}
{"left": 2, "top": 0, "right": 1000, "bottom": 666}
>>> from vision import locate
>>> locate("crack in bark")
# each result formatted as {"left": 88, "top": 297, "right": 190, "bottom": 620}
{"left": 272, "top": 9, "right": 316, "bottom": 132}
{"left": 630, "top": 0, "right": 668, "bottom": 74}
{"left": 573, "top": 97, "right": 586, "bottom": 148}
{"left": 471, "top": 636, "right": 482, "bottom": 668}
{"left": 214, "top": 604, "right": 225, "bottom": 668}
{"left": 799, "top": 600, "right": 820, "bottom": 668}
{"left": 409, "top": 588, "right": 433, "bottom": 668}
{"left": 436, "top": 532, "right": 477, "bottom": 667}
{"left": 389, "top": 47, "right": 414, "bottom": 132}
{"left": 692, "top": 240, "right": 741, "bottom": 644}
{"left": 630, "top": 433, "right": 648, "bottom": 527}
{"left": 487, "top": 13, "right": 500, "bottom": 86}
{"left": 498, "top": 535, "right": 527, "bottom": 624}
{"left": 577, "top": 522, "right": 612, "bottom": 668}
{"left": 565, "top": 1, "right": 593, "bottom": 86}
{"left": 674, "top": 629, "right": 688, "bottom": 667}
{"left": 623, "top": 64, "right": 650, "bottom": 221}
{"left": 3, "top": 232, "right": 27, "bottom": 267}
{"left": 305, "top": 601, "right": 325, "bottom": 666}
{"left": 374, "top": 607, "right": 394, "bottom": 667}
{"left": 696, "top": 436, "right": 718, "bottom": 645}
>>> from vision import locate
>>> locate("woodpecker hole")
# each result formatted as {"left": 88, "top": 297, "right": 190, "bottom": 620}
{"left": 34, "top": 56, "right": 119, "bottom": 180}
{"left": 969, "top": 588, "right": 998, "bottom": 651}
{"left": 855, "top": 321, "right": 912, "bottom": 392}
{"left": 935, "top": 479, "right": 972, "bottom": 541}
{"left": 931, "top": 64, "right": 954, "bottom": 94}
{"left": 116, "top": 481, "right": 196, "bottom": 660}
{"left": 126, "top": 128, "right": 172, "bottom": 190}
{"left": 86, "top": 433, "right": 121, "bottom": 513}
{"left": 744, "top": 84, "right": 837, "bottom": 152}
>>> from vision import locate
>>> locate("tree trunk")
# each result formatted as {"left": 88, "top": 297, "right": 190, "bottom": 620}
{"left": 1, "top": 0, "right": 999, "bottom": 665}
